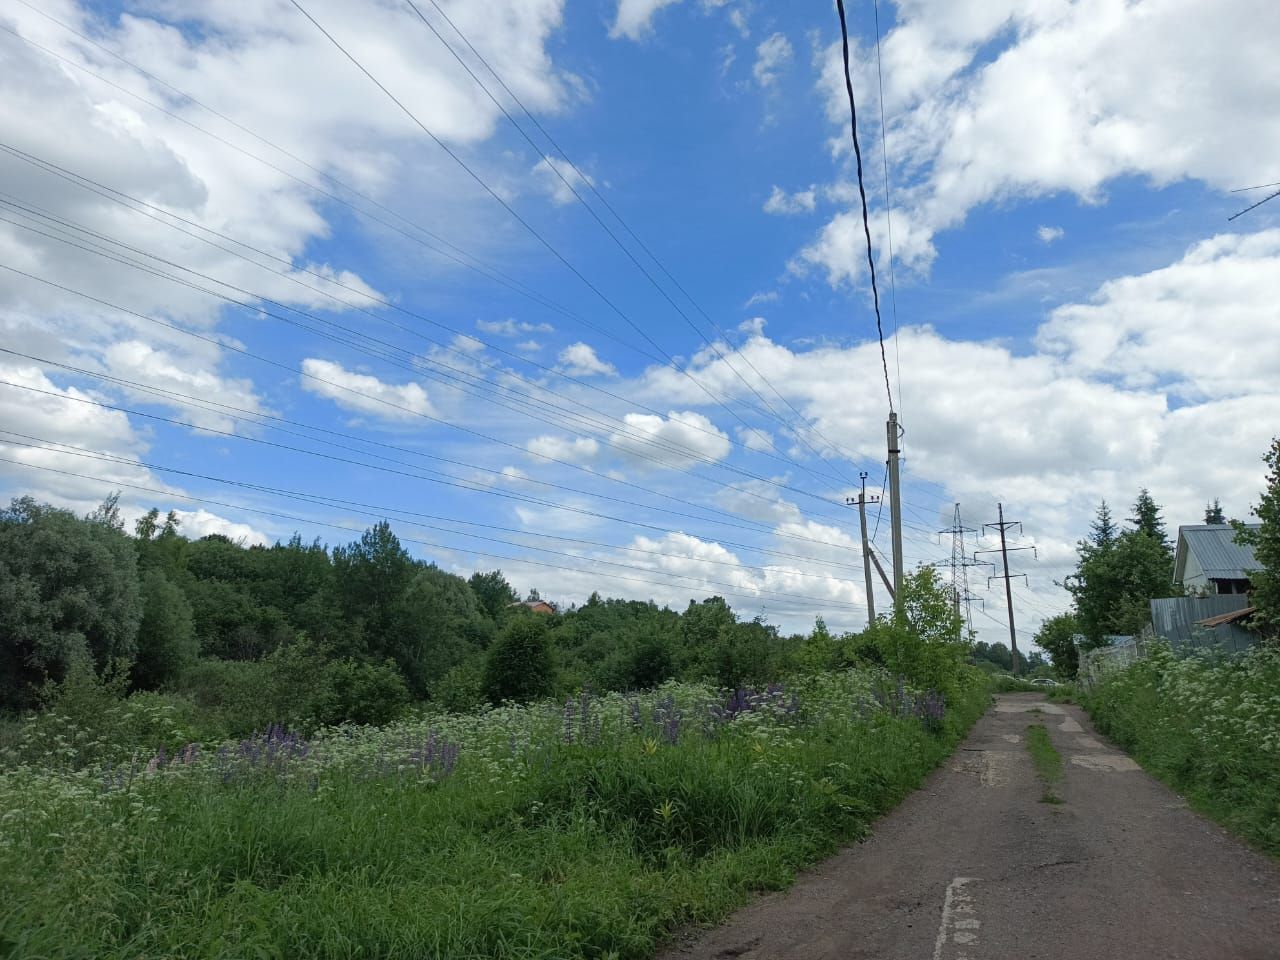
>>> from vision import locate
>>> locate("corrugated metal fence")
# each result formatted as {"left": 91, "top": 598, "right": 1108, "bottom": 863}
{"left": 1078, "top": 596, "right": 1259, "bottom": 688}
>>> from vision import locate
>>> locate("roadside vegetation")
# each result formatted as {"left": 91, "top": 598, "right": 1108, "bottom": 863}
{"left": 1025, "top": 722, "right": 1064, "bottom": 803}
{"left": 0, "top": 494, "right": 990, "bottom": 958}
{"left": 1083, "top": 643, "right": 1280, "bottom": 855}
{"left": 1076, "top": 439, "right": 1280, "bottom": 857}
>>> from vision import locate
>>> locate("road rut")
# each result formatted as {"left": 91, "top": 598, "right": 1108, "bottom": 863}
{"left": 658, "top": 692, "right": 1280, "bottom": 960}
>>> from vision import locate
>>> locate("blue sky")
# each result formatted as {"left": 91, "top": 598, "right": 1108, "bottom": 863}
{"left": 2, "top": 0, "right": 1279, "bottom": 642}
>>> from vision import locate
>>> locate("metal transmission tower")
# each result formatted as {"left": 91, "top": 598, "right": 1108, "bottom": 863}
{"left": 937, "top": 504, "right": 986, "bottom": 639}
{"left": 976, "top": 504, "right": 1037, "bottom": 674}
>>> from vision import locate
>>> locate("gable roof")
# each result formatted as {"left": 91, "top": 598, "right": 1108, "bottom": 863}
{"left": 1172, "top": 524, "right": 1261, "bottom": 584}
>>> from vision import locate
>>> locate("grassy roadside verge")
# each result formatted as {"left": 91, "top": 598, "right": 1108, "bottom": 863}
{"left": 1081, "top": 643, "right": 1280, "bottom": 858}
{"left": 1, "top": 671, "right": 989, "bottom": 959}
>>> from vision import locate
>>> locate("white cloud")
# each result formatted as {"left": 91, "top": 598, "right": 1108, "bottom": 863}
{"left": 101, "top": 341, "right": 265, "bottom": 433}
{"left": 763, "top": 185, "right": 817, "bottom": 215}
{"left": 557, "top": 342, "right": 617, "bottom": 377}
{"left": 626, "top": 227, "right": 1280, "bottom": 639}
{"left": 515, "top": 339, "right": 543, "bottom": 353}
{"left": 1037, "top": 225, "right": 1065, "bottom": 244}
{"left": 735, "top": 425, "right": 776, "bottom": 453}
{"left": 1037, "top": 229, "right": 1280, "bottom": 402}
{"left": 477, "top": 318, "right": 555, "bottom": 337}
{"left": 610, "top": 410, "right": 731, "bottom": 470}
{"left": 526, "top": 434, "right": 600, "bottom": 464}
{"left": 805, "top": 0, "right": 1280, "bottom": 286}
{"left": 753, "top": 32, "right": 793, "bottom": 87}
{"left": 300, "top": 359, "right": 435, "bottom": 421}
{"left": 172, "top": 509, "right": 269, "bottom": 546}
{"left": 0, "top": 0, "right": 576, "bottom": 468}
{"left": 794, "top": 204, "right": 936, "bottom": 286}
{"left": 738, "top": 316, "right": 767, "bottom": 337}
{"left": 610, "top": 0, "right": 684, "bottom": 39}
{"left": 531, "top": 156, "right": 596, "bottom": 206}
{"left": 744, "top": 291, "right": 778, "bottom": 307}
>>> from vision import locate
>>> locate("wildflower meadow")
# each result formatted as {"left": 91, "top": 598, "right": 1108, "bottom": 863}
{"left": 1, "top": 667, "right": 987, "bottom": 959}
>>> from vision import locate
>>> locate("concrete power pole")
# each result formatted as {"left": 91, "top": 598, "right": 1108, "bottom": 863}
{"left": 978, "top": 504, "right": 1037, "bottom": 675}
{"left": 886, "top": 412, "right": 905, "bottom": 618}
{"left": 847, "top": 473, "right": 878, "bottom": 622}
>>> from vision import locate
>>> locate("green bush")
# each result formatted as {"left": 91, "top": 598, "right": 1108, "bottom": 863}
{"left": 132, "top": 569, "right": 198, "bottom": 690}
{"left": 323, "top": 658, "right": 409, "bottom": 727}
{"left": 484, "top": 615, "right": 556, "bottom": 703}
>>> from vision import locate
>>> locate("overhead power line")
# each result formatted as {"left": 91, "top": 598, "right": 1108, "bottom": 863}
{"left": 7, "top": 10, "right": 875, "bottom": 499}
{"left": 286, "top": 0, "right": 850, "bottom": 495}
{"left": 871, "top": 0, "right": 903, "bottom": 416}
{"left": 0, "top": 365, "right": 875, "bottom": 568}
{"left": 0, "top": 143, "right": 848, "bottom": 487}
{"left": 0, "top": 213, "right": 857, "bottom": 523}
{"left": 405, "top": 0, "right": 867, "bottom": 485}
{"left": 1227, "top": 186, "right": 1280, "bottom": 221}
{"left": 0, "top": 206, "right": 847, "bottom": 521}
{"left": 834, "top": 0, "right": 894, "bottom": 413}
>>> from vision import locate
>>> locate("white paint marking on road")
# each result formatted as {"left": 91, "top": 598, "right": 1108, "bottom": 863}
{"left": 1071, "top": 754, "right": 1141, "bottom": 772}
{"left": 932, "top": 877, "right": 980, "bottom": 960}
{"left": 1059, "top": 717, "right": 1083, "bottom": 733}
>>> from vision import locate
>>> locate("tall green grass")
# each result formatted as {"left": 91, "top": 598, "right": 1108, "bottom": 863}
{"left": 1083, "top": 643, "right": 1280, "bottom": 856}
{"left": 1, "top": 671, "right": 988, "bottom": 959}
{"left": 1025, "top": 723, "right": 1064, "bottom": 803}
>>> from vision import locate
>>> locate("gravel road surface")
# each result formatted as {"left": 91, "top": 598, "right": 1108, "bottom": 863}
{"left": 657, "top": 692, "right": 1280, "bottom": 960}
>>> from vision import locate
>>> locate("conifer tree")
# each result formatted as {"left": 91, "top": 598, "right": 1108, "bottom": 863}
{"left": 1235, "top": 439, "right": 1280, "bottom": 638}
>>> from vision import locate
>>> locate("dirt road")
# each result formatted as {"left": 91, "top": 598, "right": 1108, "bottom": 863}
{"left": 658, "top": 693, "right": 1280, "bottom": 960}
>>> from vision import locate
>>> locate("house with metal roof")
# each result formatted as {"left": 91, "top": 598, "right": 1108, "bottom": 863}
{"left": 1172, "top": 524, "right": 1261, "bottom": 595}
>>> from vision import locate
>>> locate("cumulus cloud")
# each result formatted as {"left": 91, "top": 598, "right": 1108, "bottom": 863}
{"left": 735, "top": 425, "right": 776, "bottom": 453}
{"left": 1037, "top": 225, "right": 1065, "bottom": 244}
{"left": 610, "top": 410, "right": 731, "bottom": 470}
{"left": 763, "top": 185, "right": 817, "bottom": 215}
{"left": 102, "top": 341, "right": 265, "bottom": 433}
{"left": 804, "top": 0, "right": 1280, "bottom": 287}
{"left": 611, "top": 0, "right": 684, "bottom": 39}
{"left": 558, "top": 342, "right": 617, "bottom": 377}
{"left": 300, "top": 359, "right": 435, "bottom": 421}
{"left": 526, "top": 434, "right": 600, "bottom": 464}
{"left": 477, "top": 318, "right": 555, "bottom": 337}
{"left": 172, "top": 509, "right": 270, "bottom": 546}
{"left": 1036, "top": 230, "right": 1280, "bottom": 402}
{"left": 753, "top": 33, "right": 793, "bottom": 87}
{"left": 531, "top": 156, "right": 596, "bottom": 206}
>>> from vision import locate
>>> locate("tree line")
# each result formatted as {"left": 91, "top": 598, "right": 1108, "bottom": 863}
{"left": 0, "top": 494, "right": 822, "bottom": 731}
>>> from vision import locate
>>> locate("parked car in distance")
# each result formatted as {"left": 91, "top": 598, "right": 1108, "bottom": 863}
{"left": 1031, "top": 678, "right": 1058, "bottom": 686}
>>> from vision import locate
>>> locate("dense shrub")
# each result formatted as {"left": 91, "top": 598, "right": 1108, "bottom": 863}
{"left": 484, "top": 615, "right": 556, "bottom": 703}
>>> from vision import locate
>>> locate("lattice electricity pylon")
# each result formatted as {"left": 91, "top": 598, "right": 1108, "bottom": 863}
{"left": 937, "top": 503, "right": 989, "bottom": 639}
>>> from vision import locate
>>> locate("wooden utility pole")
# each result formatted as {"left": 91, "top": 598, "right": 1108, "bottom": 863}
{"left": 848, "top": 473, "right": 878, "bottom": 621}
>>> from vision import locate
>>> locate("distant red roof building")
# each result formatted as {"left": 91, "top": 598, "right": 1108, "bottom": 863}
{"left": 508, "top": 599, "right": 556, "bottom": 615}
